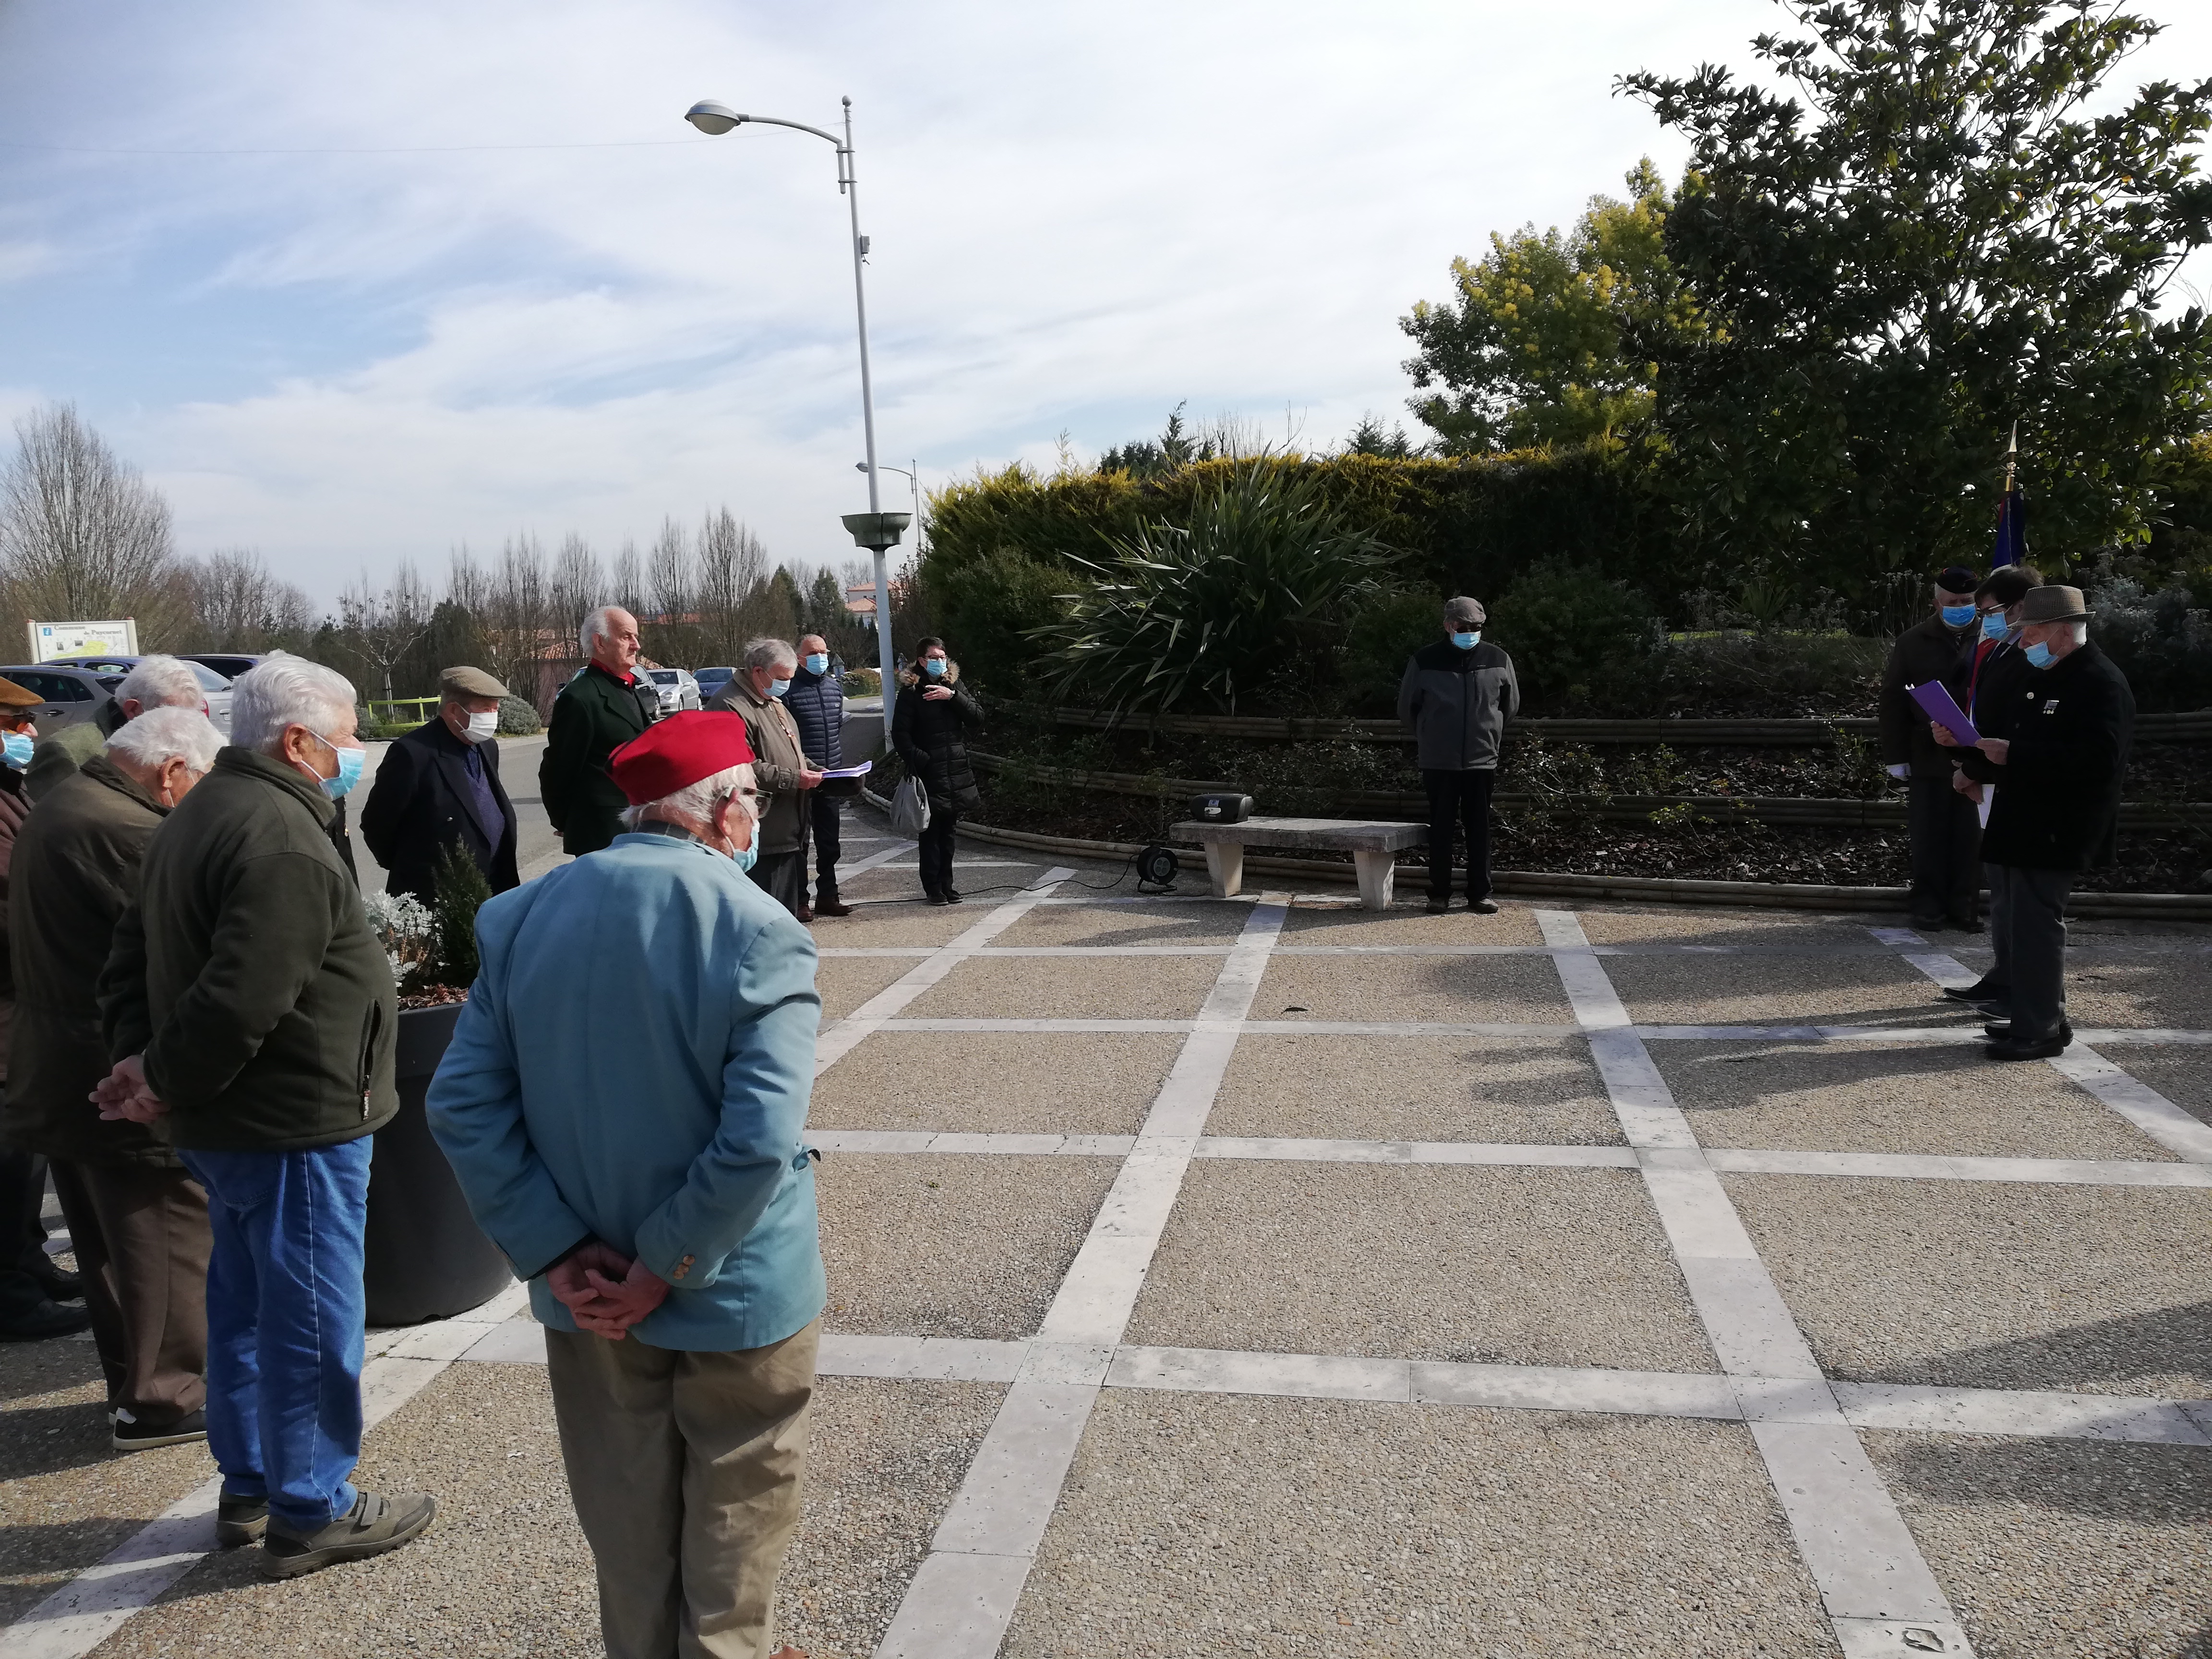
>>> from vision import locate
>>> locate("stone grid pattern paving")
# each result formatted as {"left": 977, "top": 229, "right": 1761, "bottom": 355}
{"left": 2, "top": 830, "right": 2207, "bottom": 1659}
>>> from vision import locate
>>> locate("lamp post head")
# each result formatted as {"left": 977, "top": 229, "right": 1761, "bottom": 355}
{"left": 685, "top": 100, "right": 744, "bottom": 135}
{"left": 855, "top": 462, "right": 871, "bottom": 473}
{"left": 842, "top": 511, "right": 911, "bottom": 552}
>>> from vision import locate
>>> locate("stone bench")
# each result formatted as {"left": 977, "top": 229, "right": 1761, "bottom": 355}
{"left": 1172, "top": 817, "right": 1428, "bottom": 910}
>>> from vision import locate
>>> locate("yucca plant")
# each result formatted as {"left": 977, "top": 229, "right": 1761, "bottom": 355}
{"left": 1026, "top": 463, "right": 1401, "bottom": 713}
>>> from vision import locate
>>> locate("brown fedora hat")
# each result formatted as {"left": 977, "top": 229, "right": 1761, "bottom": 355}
{"left": 2017, "top": 584, "right": 2089, "bottom": 624}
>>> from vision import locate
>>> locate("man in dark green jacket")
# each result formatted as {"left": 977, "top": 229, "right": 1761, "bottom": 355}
{"left": 95, "top": 656, "right": 436, "bottom": 1578}
{"left": 4, "top": 708, "right": 220, "bottom": 1448}
{"left": 540, "top": 606, "right": 660, "bottom": 856}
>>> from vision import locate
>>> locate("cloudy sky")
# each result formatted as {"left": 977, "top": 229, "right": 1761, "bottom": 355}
{"left": 1, "top": 0, "right": 2205, "bottom": 608}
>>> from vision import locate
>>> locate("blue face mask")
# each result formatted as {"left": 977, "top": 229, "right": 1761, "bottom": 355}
{"left": 731, "top": 839, "right": 758, "bottom": 874}
{"left": 1981, "top": 612, "right": 2010, "bottom": 642}
{"left": 309, "top": 731, "right": 365, "bottom": 798}
{"left": 1451, "top": 631, "right": 1480, "bottom": 650}
{"left": 1941, "top": 603, "right": 1976, "bottom": 628}
{"left": 1, "top": 732, "right": 32, "bottom": 770}
{"left": 768, "top": 678, "right": 791, "bottom": 698}
{"left": 2023, "top": 642, "right": 2055, "bottom": 670}
{"left": 923, "top": 658, "right": 946, "bottom": 676}
{"left": 803, "top": 653, "right": 829, "bottom": 676}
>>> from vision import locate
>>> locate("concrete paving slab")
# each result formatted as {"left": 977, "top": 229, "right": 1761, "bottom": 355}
{"left": 1208, "top": 1034, "right": 1623, "bottom": 1144}
{"left": 1577, "top": 907, "right": 1884, "bottom": 948}
{"left": 2092, "top": 1049, "right": 2212, "bottom": 1130}
{"left": 899, "top": 956, "right": 1226, "bottom": 1021}
{"left": 1126, "top": 1162, "right": 1713, "bottom": 1371}
{"left": 1863, "top": 1431, "right": 2212, "bottom": 1659}
{"left": 1653, "top": 1038, "right": 2182, "bottom": 1161}
{"left": 1003, "top": 1391, "right": 1833, "bottom": 1657}
{"left": 1251, "top": 954, "right": 1576, "bottom": 1024}
{"left": 0, "top": 1341, "right": 219, "bottom": 1627}
{"left": 807, "top": 1031, "right": 1182, "bottom": 1135}
{"left": 2057, "top": 955, "right": 2212, "bottom": 1033}
{"left": 818, "top": 955, "right": 926, "bottom": 1021}
{"left": 1728, "top": 1175, "right": 2212, "bottom": 1397}
{"left": 818, "top": 1153, "right": 1122, "bottom": 1341}
{"left": 1604, "top": 952, "right": 1955, "bottom": 1027}
{"left": 1277, "top": 903, "right": 1547, "bottom": 946}
{"left": 806, "top": 902, "right": 979, "bottom": 948}
{"left": 993, "top": 900, "right": 1256, "bottom": 946}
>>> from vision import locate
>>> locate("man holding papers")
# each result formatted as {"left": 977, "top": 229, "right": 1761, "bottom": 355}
{"left": 1880, "top": 565, "right": 1985, "bottom": 929}
{"left": 1938, "top": 585, "right": 2135, "bottom": 1060}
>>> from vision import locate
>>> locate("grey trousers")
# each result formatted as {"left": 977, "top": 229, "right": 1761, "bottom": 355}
{"left": 1986, "top": 863, "right": 2073, "bottom": 1039}
{"left": 48, "top": 1161, "right": 209, "bottom": 1425}
{"left": 545, "top": 1318, "right": 818, "bottom": 1659}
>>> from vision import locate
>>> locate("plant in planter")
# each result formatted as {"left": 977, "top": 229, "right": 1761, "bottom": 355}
{"left": 357, "top": 843, "right": 510, "bottom": 1323}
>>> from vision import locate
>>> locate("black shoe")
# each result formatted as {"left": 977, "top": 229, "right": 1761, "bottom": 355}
{"left": 217, "top": 1494, "right": 269, "bottom": 1547}
{"left": 1909, "top": 914, "right": 1947, "bottom": 932}
{"left": 1425, "top": 897, "right": 1450, "bottom": 915}
{"left": 924, "top": 890, "right": 950, "bottom": 906}
{"left": 262, "top": 1490, "right": 436, "bottom": 1579}
{"left": 1947, "top": 914, "right": 1984, "bottom": 934}
{"left": 32, "top": 1259, "right": 83, "bottom": 1301}
{"left": 1985, "top": 1029, "right": 2072, "bottom": 1061}
{"left": 113, "top": 1408, "right": 207, "bottom": 1453}
{"left": 0, "top": 1296, "right": 91, "bottom": 1342}
{"left": 1467, "top": 898, "right": 1500, "bottom": 915}
{"left": 942, "top": 887, "right": 964, "bottom": 903}
{"left": 1984, "top": 1018, "right": 2072, "bottom": 1043}
{"left": 1941, "top": 979, "right": 2008, "bottom": 1004}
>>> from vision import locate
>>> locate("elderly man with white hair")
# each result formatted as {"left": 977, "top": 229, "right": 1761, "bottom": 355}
{"left": 542, "top": 604, "right": 662, "bottom": 857}
{"left": 26, "top": 652, "right": 210, "bottom": 802}
{"left": 705, "top": 637, "right": 823, "bottom": 919}
{"left": 94, "top": 655, "right": 436, "bottom": 1576}
{"left": 3, "top": 708, "right": 221, "bottom": 1447}
{"left": 431, "top": 709, "right": 823, "bottom": 1659}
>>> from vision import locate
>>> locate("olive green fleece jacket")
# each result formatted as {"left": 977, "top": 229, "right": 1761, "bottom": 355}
{"left": 97, "top": 746, "right": 398, "bottom": 1152}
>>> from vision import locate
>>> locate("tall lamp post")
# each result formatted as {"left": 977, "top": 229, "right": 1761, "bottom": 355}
{"left": 685, "top": 95, "right": 907, "bottom": 732}
{"left": 855, "top": 459, "right": 925, "bottom": 554}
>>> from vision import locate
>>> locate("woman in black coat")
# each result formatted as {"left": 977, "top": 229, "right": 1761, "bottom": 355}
{"left": 891, "top": 637, "right": 982, "bottom": 904}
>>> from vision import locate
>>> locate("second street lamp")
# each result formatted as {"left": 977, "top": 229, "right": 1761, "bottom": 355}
{"left": 856, "top": 459, "right": 924, "bottom": 555}
{"left": 685, "top": 94, "right": 903, "bottom": 730}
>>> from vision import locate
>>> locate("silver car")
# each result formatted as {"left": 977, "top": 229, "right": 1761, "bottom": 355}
{"left": 645, "top": 667, "right": 702, "bottom": 716}
{"left": 42, "top": 654, "right": 235, "bottom": 735}
{"left": 0, "top": 664, "right": 128, "bottom": 734}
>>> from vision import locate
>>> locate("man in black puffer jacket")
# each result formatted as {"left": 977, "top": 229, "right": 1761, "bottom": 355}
{"left": 1398, "top": 597, "right": 1520, "bottom": 915}
{"left": 779, "top": 634, "right": 852, "bottom": 918}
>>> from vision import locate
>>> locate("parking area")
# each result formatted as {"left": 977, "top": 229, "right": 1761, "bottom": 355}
{"left": 3, "top": 815, "right": 2208, "bottom": 1659}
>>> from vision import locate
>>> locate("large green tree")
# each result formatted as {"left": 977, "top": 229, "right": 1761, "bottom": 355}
{"left": 1622, "top": 0, "right": 2212, "bottom": 593}
{"left": 1400, "top": 159, "right": 1702, "bottom": 452}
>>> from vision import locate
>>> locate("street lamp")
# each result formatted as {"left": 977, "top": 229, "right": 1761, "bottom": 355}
{"left": 856, "top": 459, "right": 925, "bottom": 554}
{"left": 685, "top": 94, "right": 903, "bottom": 729}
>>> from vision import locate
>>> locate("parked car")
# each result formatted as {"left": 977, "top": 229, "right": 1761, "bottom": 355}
{"left": 645, "top": 667, "right": 703, "bottom": 716}
{"left": 42, "top": 654, "right": 235, "bottom": 734}
{"left": 0, "top": 664, "right": 126, "bottom": 734}
{"left": 694, "top": 666, "right": 735, "bottom": 702}
{"left": 177, "top": 651, "right": 264, "bottom": 681}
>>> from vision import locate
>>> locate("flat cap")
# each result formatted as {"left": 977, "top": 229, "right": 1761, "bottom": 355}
{"left": 2017, "top": 584, "right": 2090, "bottom": 624}
{"left": 0, "top": 675, "right": 42, "bottom": 708}
{"left": 1444, "top": 596, "right": 1487, "bottom": 626}
{"left": 440, "top": 665, "right": 511, "bottom": 699}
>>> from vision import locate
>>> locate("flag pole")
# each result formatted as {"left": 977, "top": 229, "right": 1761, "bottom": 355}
{"left": 2004, "top": 421, "right": 2017, "bottom": 492}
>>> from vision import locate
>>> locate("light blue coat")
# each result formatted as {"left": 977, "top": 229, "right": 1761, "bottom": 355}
{"left": 426, "top": 830, "right": 825, "bottom": 1351}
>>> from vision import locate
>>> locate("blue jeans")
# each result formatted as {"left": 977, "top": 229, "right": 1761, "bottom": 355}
{"left": 180, "top": 1139, "right": 373, "bottom": 1534}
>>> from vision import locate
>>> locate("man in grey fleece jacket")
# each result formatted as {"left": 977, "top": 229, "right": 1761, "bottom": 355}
{"left": 1397, "top": 596, "right": 1520, "bottom": 914}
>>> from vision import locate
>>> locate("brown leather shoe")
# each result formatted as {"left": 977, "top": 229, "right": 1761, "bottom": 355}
{"left": 813, "top": 898, "right": 854, "bottom": 917}
{"left": 796, "top": 904, "right": 815, "bottom": 923}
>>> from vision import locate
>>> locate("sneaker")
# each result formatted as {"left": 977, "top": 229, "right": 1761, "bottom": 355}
{"left": 1467, "top": 898, "right": 1500, "bottom": 915}
{"left": 1425, "top": 897, "right": 1450, "bottom": 915}
{"left": 113, "top": 1408, "right": 208, "bottom": 1453}
{"left": 0, "top": 1296, "right": 91, "bottom": 1342}
{"left": 814, "top": 898, "right": 854, "bottom": 918}
{"left": 217, "top": 1494, "right": 269, "bottom": 1547}
{"left": 262, "top": 1490, "right": 436, "bottom": 1579}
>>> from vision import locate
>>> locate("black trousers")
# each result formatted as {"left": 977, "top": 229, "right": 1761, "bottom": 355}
{"left": 1986, "top": 862, "right": 2073, "bottom": 1039}
{"left": 1907, "top": 774, "right": 1982, "bottom": 922}
{"left": 747, "top": 849, "right": 806, "bottom": 918}
{"left": 918, "top": 810, "right": 960, "bottom": 895}
{"left": 1422, "top": 769, "right": 1496, "bottom": 901}
{"left": 807, "top": 794, "right": 843, "bottom": 903}
{"left": 0, "top": 1149, "right": 54, "bottom": 1317}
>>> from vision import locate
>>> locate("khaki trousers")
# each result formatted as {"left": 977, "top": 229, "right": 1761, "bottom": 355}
{"left": 48, "top": 1161, "right": 210, "bottom": 1425}
{"left": 545, "top": 1318, "right": 817, "bottom": 1659}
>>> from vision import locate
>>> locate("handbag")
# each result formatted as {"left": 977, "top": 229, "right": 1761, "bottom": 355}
{"left": 889, "top": 774, "right": 932, "bottom": 837}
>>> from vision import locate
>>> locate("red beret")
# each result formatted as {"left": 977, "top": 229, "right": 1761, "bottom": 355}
{"left": 607, "top": 710, "right": 755, "bottom": 805}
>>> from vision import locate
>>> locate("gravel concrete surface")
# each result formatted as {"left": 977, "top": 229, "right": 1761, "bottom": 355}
{"left": 1604, "top": 951, "right": 1953, "bottom": 1026}
{"left": 1864, "top": 1431, "right": 2212, "bottom": 1659}
{"left": 1127, "top": 1162, "right": 1712, "bottom": 1370}
{"left": 1574, "top": 908, "right": 1885, "bottom": 948}
{"left": 2054, "top": 954, "right": 2212, "bottom": 1034}
{"left": 1277, "top": 902, "right": 1546, "bottom": 946}
{"left": 900, "top": 955, "right": 1227, "bottom": 1020}
{"left": 1209, "top": 1035, "right": 1624, "bottom": 1144}
{"left": 817, "top": 1153, "right": 1121, "bottom": 1340}
{"left": 1251, "top": 954, "right": 1576, "bottom": 1025}
{"left": 807, "top": 900, "right": 982, "bottom": 947}
{"left": 1006, "top": 1393, "right": 1832, "bottom": 1658}
{"left": 1653, "top": 1038, "right": 2180, "bottom": 1160}
{"left": 995, "top": 901, "right": 1257, "bottom": 945}
{"left": 0, "top": 1341, "right": 220, "bottom": 1626}
{"left": 809, "top": 1031, "right": 1182, "bottom": 1134}
{"left": 1727, "top": 1174, "right": 2212, "bottom": 1396}
{"left": 816, "top": 955, "right": 924, "bottom": 1020}
{"left": 2106, "top": 1050, "right": 2212, "bottom": 1129}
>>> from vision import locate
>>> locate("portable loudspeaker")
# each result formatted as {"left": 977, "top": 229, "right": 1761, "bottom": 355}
{"left": 1188, "top": 793, "right": 1254, "bottom": 824}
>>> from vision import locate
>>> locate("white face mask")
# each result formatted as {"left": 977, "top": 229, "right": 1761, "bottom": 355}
{"left": 462, "top": 711, "right": 499, "bottom": 745}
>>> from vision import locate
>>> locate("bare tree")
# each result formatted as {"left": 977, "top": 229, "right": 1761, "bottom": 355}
{"left": 548, "top": 532, "right": 604, "bottom": 650}
{"left": 0, "top": 403, "right": 179, "bottom": 641}
{"left": 339, "top": 560, "right": 434, "bottom": 705}
{"left": 610, "top": 539, "right": 647, "bottom": 620}
{"left": 181, "top": 549, "right": 314, "bottom": 649}
{"left": 696, "top": 507, "right": 768, "bottom": 667}
{"left": 487, "top": 533, "right": 552, "bottom": 709}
